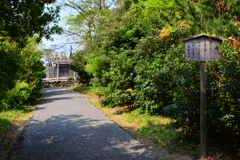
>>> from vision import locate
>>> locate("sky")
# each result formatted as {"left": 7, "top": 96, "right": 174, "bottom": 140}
{"left": 40, "top": 0, "right": 77, "bottom": 56}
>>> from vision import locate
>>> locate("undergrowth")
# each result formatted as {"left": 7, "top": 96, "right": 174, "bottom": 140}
{"left": 0, "top": 104, "right": 34, "bottom": 154}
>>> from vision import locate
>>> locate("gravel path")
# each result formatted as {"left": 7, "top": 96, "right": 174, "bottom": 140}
{"left": 8, "top": 87, "right": 158, "bottom": 160}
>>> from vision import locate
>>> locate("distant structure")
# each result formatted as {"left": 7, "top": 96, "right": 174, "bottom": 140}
{"left": 45, "top": 59, "right": 77, "bottom": 81}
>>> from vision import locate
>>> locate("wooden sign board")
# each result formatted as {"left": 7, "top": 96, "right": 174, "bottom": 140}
{"left": 182, "top": 33, "right": 222, "bottom": 61}
{"left": 182, "top": 33, "right": 222, "bottom": 159}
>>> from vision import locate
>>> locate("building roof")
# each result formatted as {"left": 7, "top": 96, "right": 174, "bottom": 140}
{"left": 52, "top": 59, "right": 72, "bottom": 64}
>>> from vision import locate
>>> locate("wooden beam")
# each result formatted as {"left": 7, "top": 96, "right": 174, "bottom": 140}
{"left": 200, "top": 61, "right": 207, "bottom": 159}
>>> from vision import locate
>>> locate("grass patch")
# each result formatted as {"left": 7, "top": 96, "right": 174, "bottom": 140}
{"left": 125, "top": 108, "right": 180, "bottom": 147}
{"left": 0, "top": 105, "right": 33, "bottom": 153}
{"left": 123, "top": 108, "right": 205, "bottom": 158}
{"left": 69, "top": 84, "right": 102, "bottom": 106}
{"left": 69, "top": 84, "right": 100, "bottom": 95}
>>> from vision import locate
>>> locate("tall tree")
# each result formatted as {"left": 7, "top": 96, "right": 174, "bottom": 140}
{"left": 0, "top": 0, "right": 62, "bottom": 43}
{"left": 65, "top": 0, "right": 114, "bottom": 43}
{"left": 0, "top": 0, "right": 62, "bottom": 105}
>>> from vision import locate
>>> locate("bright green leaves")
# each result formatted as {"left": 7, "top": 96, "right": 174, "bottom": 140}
{"left": 0, "top": 1, "right": 61, "bottom": 110}
{"left": 64, "top": 0, "right": 113, "bottom": 42}
{"left": 67, "top": 0, "right": 240, "bottom": 153}
{"left": 174, "top": 0, "right": 240, "bottom": 37}
{"left": 144, "top": 0, "right": 178, "bottom": 10}
{"left": 99, "top": 50, "right": 136, "bottom": 107}
{"left": 0, "top": 36, "right": 45, "bottom": 110}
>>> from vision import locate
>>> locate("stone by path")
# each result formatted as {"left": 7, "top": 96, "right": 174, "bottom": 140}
{"left": 7, "top": 87, "right": 158, "bottom": 160}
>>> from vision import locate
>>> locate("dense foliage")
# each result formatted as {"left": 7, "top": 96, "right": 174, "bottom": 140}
{"left": 0, "top": 0, "right": 61, "bottom": 109}
{"left": 0, "top": 0, "right": 62, "bottom": 43}
{"left": 68, "top": 0, "right": 240, "bottom": 154}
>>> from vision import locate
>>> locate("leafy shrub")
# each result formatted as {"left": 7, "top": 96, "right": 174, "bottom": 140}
{"left": 163, "top": 40, "right": 240, "bottom": 152}
{"left": 6, "top": 81, "right": 31, "bottom": 108}
{"left": 68, "top": 0, "right": 240, "bottom": 155}
{"left": 67, "top": 77, "right": 75, "bottom": 83}
{"left": 0, "top": 36, "right": 45, "bottom": 111}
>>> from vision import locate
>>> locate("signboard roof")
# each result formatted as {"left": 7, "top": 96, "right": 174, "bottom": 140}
{"left": 182, "top": 33, "right": 223, "bottom": 42}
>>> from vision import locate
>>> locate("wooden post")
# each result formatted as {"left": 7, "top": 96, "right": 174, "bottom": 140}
{"left": 200, "top": 61, "right": 206, "bottom": 159}
{"left": 57, "top": 61, "right": 59, "bottom": 81}
{"left": 182, "top": 34, "right": 222, "bottom": 159}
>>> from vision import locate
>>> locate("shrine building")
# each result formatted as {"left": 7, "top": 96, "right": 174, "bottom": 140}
{"left": 45, "top": 59, "right": 77, "bottom": 81}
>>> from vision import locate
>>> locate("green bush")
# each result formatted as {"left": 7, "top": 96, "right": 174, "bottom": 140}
{"left": 67, "top": 77, "right": 75, "bottom": 83}
{"left": 163, "top": 40, "right": 240, "bottom": 152}
{"left": 0, "top": 36, "right": 45, "bottom": 111}
{"left": 68, "top": 0, "right": 240, "bottom": 154}
{"left": 5, "top": 81, "right": 31, "bottom": 108}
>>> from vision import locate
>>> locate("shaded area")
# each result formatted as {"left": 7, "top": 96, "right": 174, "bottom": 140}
{"left": 7, "top": 88, "right": 156, "bottom": 160}
{"left": 38, "top": 88, "right": 84, "bottom": 105}
{"left": 9, "top": 115, "right": 150, "bottom": 160}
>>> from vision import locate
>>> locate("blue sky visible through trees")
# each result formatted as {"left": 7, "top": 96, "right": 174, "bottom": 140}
{"left": 41, "top": 0, "right": 77, "bottom": 56}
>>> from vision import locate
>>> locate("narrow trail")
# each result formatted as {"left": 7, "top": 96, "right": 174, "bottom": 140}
{"left": 7, "top": 87, "right": 158, "bottom": 160}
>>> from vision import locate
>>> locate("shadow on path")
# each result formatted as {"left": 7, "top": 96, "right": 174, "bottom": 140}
{"left": 7, "top": 88, "right": 156, "bottom": 160}
{"left": 38, "top": 88, "right": 85, "bottom": 105}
